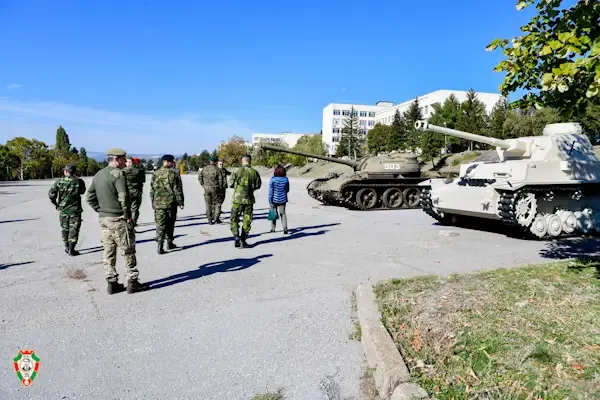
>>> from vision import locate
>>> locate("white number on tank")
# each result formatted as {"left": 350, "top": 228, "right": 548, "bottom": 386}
{"left": 384, "top": 163, "right": 401, "bottom": 170}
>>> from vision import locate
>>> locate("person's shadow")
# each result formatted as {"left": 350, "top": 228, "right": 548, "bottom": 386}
{"left": 146, "top": 254, "right": 273, "bottom": 290}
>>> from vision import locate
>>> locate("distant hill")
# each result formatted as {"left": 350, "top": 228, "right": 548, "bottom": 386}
{"left": 86, "top": 152, "right": 182, "bottom": 162}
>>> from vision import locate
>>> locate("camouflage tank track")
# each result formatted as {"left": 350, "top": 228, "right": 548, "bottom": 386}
{"left": 337, "top": 180, "right": 427, "bottom": 211}
{"left": 496, "top": 184, "right": 600, "bottom": 240}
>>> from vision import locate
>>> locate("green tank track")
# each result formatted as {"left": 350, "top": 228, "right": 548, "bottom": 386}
{"left": 308, "top": 179, "right": 428, "bottom": 211}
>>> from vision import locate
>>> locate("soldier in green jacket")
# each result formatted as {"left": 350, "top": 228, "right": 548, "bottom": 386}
{"left": 229, "top": 154, "right": 262, "bottom": 248}
{"left": 86, "top": 148, "right": 148, "bottom": 294}
{"left": 150, "top": 154, "right": 184, "bottom": 254}
{"left": 216, "top": 159, "right": 231, "bottom": 223}
{"left": 123, "top": 157, "right": 146, "bottom": 227}
{"left": 48, "top": 164, "right": 87, "bottom": 256}
{"left": 198, "top": 156, "right": 226, "bottom": 224}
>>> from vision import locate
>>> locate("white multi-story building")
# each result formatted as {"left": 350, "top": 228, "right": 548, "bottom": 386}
{"left": 321, "top": 90, "right": 503, "bottom": 154}
{"left": 251, "top": 132, "right": 317, "bottom": 149}
{"left": 375, "top": 90, "right": 502, "bottom": 126}
{"left": 322, "top": 101, "right": 393, "bottom": 155}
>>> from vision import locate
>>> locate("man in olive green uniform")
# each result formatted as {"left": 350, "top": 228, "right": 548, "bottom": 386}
{"left": 86, "top": 148, "right": 149, "bottom": 295}
{"left": 198, "top": 156, "right": 226, "bottom": 224}
{"left": 123, "top": 156, "right": 146, "bottom": 227}
{"left": 48, "top": 164, "right": 87, "bottom": 256}
{"left": 216, "top": 159, "right": 231, "bottom": 224}
{"left": 150, "top": 154, "right": 184, "bottom": 254}
{"left": 229, "top": 154, "right": 262, "bottom": 248}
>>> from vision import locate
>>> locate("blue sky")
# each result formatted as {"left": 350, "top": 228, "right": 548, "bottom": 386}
{"left": 0, "top": 0, "right": 533, "bottom": 154}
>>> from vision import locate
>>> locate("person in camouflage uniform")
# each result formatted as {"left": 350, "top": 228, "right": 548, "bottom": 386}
{"left": 150, "top": 154, "right": 184, "bottom": 254}
{"left": 229, "top": 154, "right": 262, "bottom": 248}
{"left": 86, "top": 148, "right": 149, "bottom": 295}
{"left": 123, "top": 156, "right": 146, "bottom": 226}
{"left": 216, "top": 159, "right": 231, "bottom": 223}
{"left": 48, "top": 164, "right": 87, "bottom": 256}
{"left": 198, "top": 156, "right": 226, "bottom": 224}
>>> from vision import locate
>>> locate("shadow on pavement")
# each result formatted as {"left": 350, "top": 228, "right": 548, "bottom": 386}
{"left": 0, "top": 261, "right": 34, "bottom": 270}
{"left": 539, "top": 236, "right": 600, "bottom": 260}
{"left": 0, "top": 218, "right": 40, "bottom": 224}
{"left": 136, "top": 212, "right": 269, "bottom": 234}
{"left": 78, "top": 234, "right": 188, "bottom": 254}
{"left": 146, "top": 254, "right": 273, "bottom": 289}
{"left": 181, "top": 222, "right": 341, "bottom": 250}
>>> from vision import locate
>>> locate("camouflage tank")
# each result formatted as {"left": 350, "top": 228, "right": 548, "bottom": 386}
{"left": 258, "top": 143, "right": 428, "bottom": 210}
{"left": 415, "top": 120, "right": 600, "bottom": 239}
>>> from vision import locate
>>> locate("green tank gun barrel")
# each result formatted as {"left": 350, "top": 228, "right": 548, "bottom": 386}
{"left": 414, "top": 121, "right": 513, "bottom": 149}
{"left": 258, "top": 143, "right": 360, "bottom": 170}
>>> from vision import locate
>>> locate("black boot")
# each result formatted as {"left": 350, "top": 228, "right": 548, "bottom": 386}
{"left": 127, "top": 279, "right": 149, "bottom": 294}
{"left": 234, "top": 235, "right": 241, "bottom": 248}
{"left": 157, "top": 241, "right": 165, "bottom": 255}
{"left": 68, "top": 243, "right": 80, "bottom": 256}
{"left": 167, "top": 241, "right": 177, "bottom": 250}
{"left": 107, "top": 281, "right": 126, "bottom": 295}
{"left": 240, "top": 232, "right": 249, "bottom": 248}
{"left": 64, "top": 243, "right": 69, "bottom": 254}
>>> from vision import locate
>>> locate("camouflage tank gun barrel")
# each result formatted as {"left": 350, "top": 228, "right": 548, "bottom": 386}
{"left": 258, "top": 143, "right": 360, "bottom": 170}
{"left": 414, "top": 120, "right": 529, "bottom": 158}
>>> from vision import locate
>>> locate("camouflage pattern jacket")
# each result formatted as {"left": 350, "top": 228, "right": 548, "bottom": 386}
{"left": 123, "top": 165, "right": 146, "bottom": 195}
{"left": 150, "top": 167, "right": 184, "bottom": 209}
{"left": 229, "top": 165, "right": 262, "bottom": 205}
{"left": 48, "top": 176, "right": 87, "bottom": 216}
{"left": 198, "top": 164, "right": 226, "bottom": 190}
{"left": 86, "top": 166, "right": 131, "bottom": 219}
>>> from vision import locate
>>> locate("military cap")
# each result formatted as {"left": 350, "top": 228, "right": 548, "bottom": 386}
{"left": 161, "top": 154, "right": 175, "bottom": 162}
{"left": 107, "top": 148, "right": 127, "bottom": 156}
{"left": 63, "top": 164, "right": 76, "bottom": 172}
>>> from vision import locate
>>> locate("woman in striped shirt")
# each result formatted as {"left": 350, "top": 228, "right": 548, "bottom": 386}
{"left": 268, "top": 164, "right": 290, "bottom": 234}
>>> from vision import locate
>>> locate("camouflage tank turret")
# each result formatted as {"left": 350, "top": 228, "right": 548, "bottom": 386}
{"left": 258, "top": 144, "right": 428, "bottom": 210}
{"left": 415, "top": 120, "right": 600, "bottom": 239}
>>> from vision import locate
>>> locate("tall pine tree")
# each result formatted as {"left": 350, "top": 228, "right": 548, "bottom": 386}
{"left": 79, "top": 147, "right": 88, "bottom": 176}
{"left": 388, "top": 110, "right": 407, "bottom": 151}
{"left": 55, "top": 126, "right": 70, "bottom": 153}
{"left": 336, "top": 106, "right": 364, "bottom": 159}
{"left": 489, "top": 96, "right": 510, "bottom": 139}
{"left": 456, "top": 89, "right": 489, "bottom": 151}
{"left": 402, "top": 98, "right": 423, "bottom": 152}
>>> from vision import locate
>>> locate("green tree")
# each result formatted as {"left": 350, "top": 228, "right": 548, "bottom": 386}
{"left": 288, "top": 134, "right": 325, "bottom": 166}
{"left": 55, "top": 126, "right": 71, "bottom": 153}
{"left": 455, "top": 89, "right": 489, "bottom": 151}
{"left": 502, "top": 107, "right": 562, "bottom": 138}
{"left": 388, "top": 110, "right": 408, "bottom": 151}
{"left": 146, "top": 159, "right": 154, "bottom": 171}
{"left": 336, "top": 106, "right": 364, "bottom": 159}
{"left": 402, "top": 98, "right": 423, "bottom": 152}
{"left": 486, "top": 0, "right": 600, "bottom": 120}
{"left": 78, "top": 147, "right": 89, "bottom": 176}
{"left": 366, "top": 124, "right": 392, "bottom": 155}
{"left": 199, "top": 150, "right": 211, "bottom": 166}
{"left": 218, "top": 136, "right": 250, "bottom": 167}
{"left": 5, "top": 137, "right": 52, "bottom": 180}
{"left": 252, "top": 141, "right": 290, "bottom": 167}
{"left": 0, "top": 145, "right": 20, "bottom": 180}
{"left": 489, "top": 96, "right": 510, "bottom": 139}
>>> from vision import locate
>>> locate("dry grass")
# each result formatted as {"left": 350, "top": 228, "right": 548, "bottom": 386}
{"left": 359, "top": 368, "right": 379, "bottom": 400}
{"left": 250, "top": 388, "right": 285, "bottom": 400}
{"left": 374, "top": 259, "right": 600, "bottom": 400}
{"left": 67, "top": 267, "right": 87, "bottom": 280}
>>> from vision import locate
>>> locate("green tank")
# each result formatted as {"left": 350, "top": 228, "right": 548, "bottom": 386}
{"left": 258, "top": 143, "right": 429, "bottom": 210}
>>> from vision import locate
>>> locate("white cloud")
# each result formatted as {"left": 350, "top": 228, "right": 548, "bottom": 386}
{"left": 6, "top": 84, "right": 23, "bottom": 90}
{"left": 0, "top": 97, "right": 255, "bottom": 153}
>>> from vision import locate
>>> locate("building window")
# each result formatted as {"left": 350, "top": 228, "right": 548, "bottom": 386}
{"left": 333, "top": 109, "right": 341, "bottom": 116}
{"left": 368, "top": 111, "right": 376, "bottom": 117}
{"left": 360, "top": 129, "right": 367, "bottom": 136}
{"left": 332, "top": 136, "right": 340, "bottom": 143}
{"left": 368, "top": 120, "right": 375, "bottom": 126}
{"left": 359, "top": 111, "right": 367, "bottom": 117}
{"left": 333, "top": 119, "right": 340, "bottom": 125}
{"left": 333, "top": 127, "right": 341, "bottom": 134}
{"left": 360, "top": 120, "right": 367, "bottom": 127}
{"left": 342, "top": 110, "right": 350, "bottom": 116}
{"left": 422, "top": 105, "right": 429, "bottom": 114}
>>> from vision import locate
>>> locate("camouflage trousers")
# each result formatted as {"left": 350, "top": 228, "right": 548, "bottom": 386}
{"left": 230, "top": 203, "right": 254, "bottom": 236}
{"left": 130, "top": 191, "right": 143, "bottom": 225}
{"left": 59, "top": 213, "right": 81, "bottom": 244}
{"left": 99, "top": 216, "right": 139, "bottom": 283}
{"left": 203, "top": 187, "right": 222, "bottom": 222}
{"left": 154, "top": 204, "right": 177, "bottom": 243}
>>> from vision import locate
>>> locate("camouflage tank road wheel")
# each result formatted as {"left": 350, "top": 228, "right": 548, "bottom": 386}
{"left": 402, "top": 187, "right": 421, "bottom": 208}
{"left": 355, "top": 188, "right": 378, "bottom": 209}
{"left": 382, "top": 188, "right": 403, "bottom": 209}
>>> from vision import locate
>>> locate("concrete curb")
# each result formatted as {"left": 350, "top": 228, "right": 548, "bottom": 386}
{"left": 355, "top": 283, "right": 433, "bottom": 400}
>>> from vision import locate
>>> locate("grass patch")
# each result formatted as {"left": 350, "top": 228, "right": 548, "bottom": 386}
{"left": 359, "top": 368, "right": 379, "bottom": 400}
{"left": 250, "top": 388, "right": 285, "bottom": 400}
{"left": 450, "top": 151, "right": 481, "bottom": 166}
{"left": 374, "top": 259, "right": 600, "bottom": 400}
{"left": 67, "top": 267, "right": 87, "bottom": 280}
{"left": 350, "top": 291, "right": 361, "bottom": 341}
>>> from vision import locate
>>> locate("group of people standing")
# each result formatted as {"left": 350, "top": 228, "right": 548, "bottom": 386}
{"left": 47, "top": 149, "right": 291, "bottom": 295}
